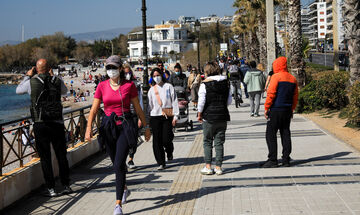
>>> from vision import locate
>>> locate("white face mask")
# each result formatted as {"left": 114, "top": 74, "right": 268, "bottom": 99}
{"left": 154, "top": 76, "right": 162, "bottom": 84}
{"left": 107, "top": 69, "right": 119, "bottom": 79}
{"left": 125, "top": 73, "right": 131, "bottom": 81}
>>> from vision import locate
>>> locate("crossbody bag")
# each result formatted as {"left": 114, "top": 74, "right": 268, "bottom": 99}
{"left": 153, "top": 85, "right": 174, "bottom": 118}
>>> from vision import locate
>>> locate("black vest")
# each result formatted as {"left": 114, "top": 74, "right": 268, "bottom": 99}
{"left": 203, "top": 79, "right": 230, "bottom": 122}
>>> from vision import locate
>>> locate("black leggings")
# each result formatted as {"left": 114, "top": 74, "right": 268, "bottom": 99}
{"left": 105, "top": 126, "right": 130, "bottom": 201}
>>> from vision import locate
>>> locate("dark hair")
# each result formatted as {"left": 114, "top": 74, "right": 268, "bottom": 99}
{"left": 150, "top": 67, "right": 166, "bottom": 84}
{"left": 174, "top": 63, "right": 182, "bottom": 71}
{"left": 249, "top": 61, "right": 257, "bottom": 69}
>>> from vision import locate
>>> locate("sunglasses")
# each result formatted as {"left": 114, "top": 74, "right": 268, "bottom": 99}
{"left": 106, "top": 65, "right": 119, "bottom": 70}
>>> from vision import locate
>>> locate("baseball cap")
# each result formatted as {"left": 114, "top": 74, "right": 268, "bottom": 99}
{"left": 106, "top": 55, "right": 122, "bottom": 68}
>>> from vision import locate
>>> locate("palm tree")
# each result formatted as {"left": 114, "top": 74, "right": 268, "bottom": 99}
{"left": 287, "top": 0, "right": 305, "bottom": 87}
{"left": 232, "top": 0, "right": 260, "bottom": 62}
{"left": 343, "top": 0, "right": 360, "bottom": 85}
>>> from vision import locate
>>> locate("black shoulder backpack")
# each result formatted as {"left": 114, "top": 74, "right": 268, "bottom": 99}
{"left": 31, "top": 75, "right": 63, "bottom": 122}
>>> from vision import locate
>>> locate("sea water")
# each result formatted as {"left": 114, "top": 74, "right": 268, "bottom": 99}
{"left": 0, "top": 85, "right": 30, "bottom": 124}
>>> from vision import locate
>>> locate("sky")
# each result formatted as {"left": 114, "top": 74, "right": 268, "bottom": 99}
{"left": 0, "top": 0, "right": 236, "bottom": 42}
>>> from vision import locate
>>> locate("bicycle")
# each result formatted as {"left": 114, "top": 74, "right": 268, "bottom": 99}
{"left": 230, "top": 80, "right": 243, "bottom": 108}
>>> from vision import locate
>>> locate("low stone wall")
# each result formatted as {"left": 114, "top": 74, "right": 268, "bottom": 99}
{"left": 0, "top": 137, "right": 101, "bottom": 210}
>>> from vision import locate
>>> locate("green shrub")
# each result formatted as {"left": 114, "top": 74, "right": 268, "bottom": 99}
{"left": 297, "top": 71, "right": 349, "bottom": 113}
{"left": 346, "top": 81, "right": 360, "bottom": 127}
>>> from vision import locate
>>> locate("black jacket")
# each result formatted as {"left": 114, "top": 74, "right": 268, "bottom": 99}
{"left": 97, "top": 112, "right": 137, "bottom": 162}
{"left": 203, "top": 79, "right": 230, "bottom": 122}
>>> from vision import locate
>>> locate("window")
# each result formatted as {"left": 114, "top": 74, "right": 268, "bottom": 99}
{"left": 178, "top": 31, "right": 182, "bottom": 40}
{"left": 320, "top": 25, "right": 325, "bottom": 29}
{"left": 320, "top": 12, "right": 325, "bottom": 15}
{"left": 320, "top": 18, "right": 325, "bottom": 22}
{"left": 161, "top": 30, "right": 168, "bottom": 40}
{"left": 132, "top": 48, "right": 139, "bottom": 57}
{"left": 320, "top": 33, "right": 325, "bottom": 36}
{"left": 163, "top": 47, "right": 168, "bottom": 54}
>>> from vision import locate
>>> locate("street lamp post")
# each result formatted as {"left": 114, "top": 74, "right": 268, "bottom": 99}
{"left": 195, "top": 19, "right": 201, "bottom": 71}
{"left": 141, "top": 0, "right": 149, "bottom": 116}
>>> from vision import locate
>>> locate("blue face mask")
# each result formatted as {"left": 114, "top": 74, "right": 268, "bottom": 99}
{"left": 175, "top": 72, "right": 180, "bottom": 75}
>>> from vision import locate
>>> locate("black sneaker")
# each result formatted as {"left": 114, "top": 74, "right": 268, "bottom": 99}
{"left": 61, "top": 185, "right": 73, "bottom": 195}
{"left": 127, "top": 160, "right": 136, "bottom": 169}
{"left": 45, "top": 188, "right": 57, "bottom": 197}
{"left": 167, "top": 154, "right": 173, "bottom": 161}
{"left": 281, "top": 162, "right": 290, "bottom": 167}
{"left": 261, "top": 160, "right": 278, "bottom": 168}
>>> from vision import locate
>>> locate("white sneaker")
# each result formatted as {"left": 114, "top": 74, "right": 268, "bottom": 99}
{"left": 122, "top": 189, "right": 131, "bottom": 204}
{"left": 157, "top": 164, "right": 165, "bottom": 170}
{"left": 200, "top": 166, "right": 213, "bottom": 175}
{"left": 113, "top": 204, "right": 123, "bottom": 215}
{"left": 214, "top": 167, "right": 223, "bottom": 175}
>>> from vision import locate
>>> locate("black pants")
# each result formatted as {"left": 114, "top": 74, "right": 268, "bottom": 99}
{"left": 128, "top": 115, "right": 138, "bottom": 159}
{"left": 33, "top": 122, "right": 70, "bottom": 189}
{"left": 265, "top": 110, "right": 292, "bottom": 162}
{"left": 105, "top": 125, "right": 130, "bottom": 201}
{"left": 150, "top": 116, "right": 174, "bottom": 166}
{"left": 241, "top": 81, "right": 249, "bottom": 98}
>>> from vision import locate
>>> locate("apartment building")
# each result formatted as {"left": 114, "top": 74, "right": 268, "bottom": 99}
{"left": 301, "top": 0, "right": 345, "bottom": 50}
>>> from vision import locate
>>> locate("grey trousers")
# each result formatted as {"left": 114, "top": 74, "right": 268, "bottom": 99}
{"left": 249, "top": 91, "right": 262, "bottom": 115}
{"left": 202, "top": 121, "right": 227, "bottom": 167}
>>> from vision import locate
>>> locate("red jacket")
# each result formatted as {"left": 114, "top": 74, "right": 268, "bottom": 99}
{"left": 264, "top": 57, "right": 298, "bottom": 111}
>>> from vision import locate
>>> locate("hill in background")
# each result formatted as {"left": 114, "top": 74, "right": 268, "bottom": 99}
{"left": 70, "top": 27, "right": 133, "bottom": 43}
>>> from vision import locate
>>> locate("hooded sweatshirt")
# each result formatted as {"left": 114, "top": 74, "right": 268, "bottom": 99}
{"left": 244, "top": 68, "right": 266, "bottom": 92}
{"left": 264, "top": 57, "right": 298, "bottom": 112}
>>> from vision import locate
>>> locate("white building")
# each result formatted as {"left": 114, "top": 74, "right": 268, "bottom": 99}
{"left": 178, "top": 16, "right": 196, "bottom": 24}
{"left": 127, "top": 24, "right": 195, "bottom": 62}
{"left": 301, "top": 0, "right": 345, "bottom": 50}
{"left": 199, "top": 15, "right": 234, "bottom": 26}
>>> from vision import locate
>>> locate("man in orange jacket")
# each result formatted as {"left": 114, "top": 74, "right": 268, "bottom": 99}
{"left": 262, "top": 57, "right": 298, "bottom": 168}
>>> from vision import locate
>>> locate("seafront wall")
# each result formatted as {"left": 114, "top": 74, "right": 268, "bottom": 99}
{"left": 0, "top": 137, "right": 101, "bottom": 210}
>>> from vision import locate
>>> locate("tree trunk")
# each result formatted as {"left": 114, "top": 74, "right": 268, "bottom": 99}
{"left": 288, "top": 0, "right": 305, "bottom": 87}
{"left": 344, "top": 0, "right": 360, "bottom": 85}
{"left": 243, "top": 33, "right": 250, "bottom": 60}
{"left": 258, "top": 19, "right": 267, "bottom": 69}
{"left": 249, "top": 31, "right": 260, "bottom": 62}
{"left": 238, "top": 33, "right": 246, "bottom": 58}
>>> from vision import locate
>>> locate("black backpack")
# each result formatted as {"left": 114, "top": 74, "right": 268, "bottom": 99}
{"left": 31, "top": 75, "right": 63, "bottom": 122}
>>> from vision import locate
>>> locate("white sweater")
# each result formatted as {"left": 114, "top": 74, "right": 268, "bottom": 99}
{"left": 148, "top": 83, "right": 179, "bottom": 119}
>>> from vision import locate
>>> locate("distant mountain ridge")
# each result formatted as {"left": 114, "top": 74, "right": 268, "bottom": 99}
{"left": 0, "top": 40, "right": 21, "bottom": 46}
{"left": 0, "top": 27, "right": 133, "bottom": 46}
{"left": 69, "top": 27, "right": 133, "bottom": 43}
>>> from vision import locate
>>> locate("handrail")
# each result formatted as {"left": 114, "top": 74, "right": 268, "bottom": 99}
{"left": 0, "top": 104, "right": 102, "bottom": 176}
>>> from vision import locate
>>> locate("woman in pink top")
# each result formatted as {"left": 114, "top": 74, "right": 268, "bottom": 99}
{"left": 85, "top": 55, "right": 151, "bottom": 215}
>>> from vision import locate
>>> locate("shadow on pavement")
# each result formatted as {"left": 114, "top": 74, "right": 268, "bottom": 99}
{"left": 128, "top": 186, "right": 231, "bottom": 215}
{"left": 224, "top": 151, "right": 352, "bottom": 174}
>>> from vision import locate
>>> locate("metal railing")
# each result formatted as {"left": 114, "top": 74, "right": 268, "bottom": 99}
{"left": 0, "top": 105, "right": 103, "bottom": 176}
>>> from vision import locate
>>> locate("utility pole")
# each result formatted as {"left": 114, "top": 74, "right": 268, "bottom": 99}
{"left": 141, "top": 0, "right": 149, "bottom": 115}
{"left": 266, "top": 0, "right": 276, "bottom": 73}
{"left": 332, "top": 0, "right": 339, "bottom": 71}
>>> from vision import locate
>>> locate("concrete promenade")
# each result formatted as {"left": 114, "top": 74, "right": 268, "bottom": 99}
{"left": 3, "top": 96, "right": 360, "bottom": 215}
